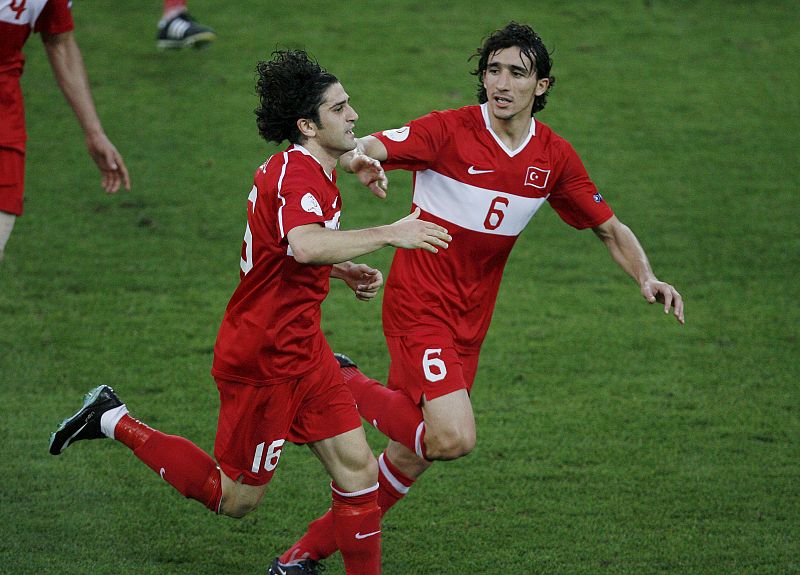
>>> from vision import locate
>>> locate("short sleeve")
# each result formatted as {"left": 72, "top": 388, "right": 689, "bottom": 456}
{"left": 35, "top": 0, "right": 74, "bottom": 35}
{"left": 547, "top": 142, "right": 613, "bottom": 229}
{"left": 275, "top": 169, "right": 328, "bottom": 240}
{"left": 372, "top": 110, "right": 453, "bottom": 172}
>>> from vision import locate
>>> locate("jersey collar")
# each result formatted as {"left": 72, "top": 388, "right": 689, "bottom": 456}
{"left": 289, "top": 144, "right": 334, "bottom": 181}
{"left": 480, "top": 102, "right": 536, "bottom": 158}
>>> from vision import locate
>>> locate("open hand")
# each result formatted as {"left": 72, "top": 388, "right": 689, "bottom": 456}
{"left": 86, "top": 132, "right": 130, "bottom": 194}
{"left": 351, "top": 154, "right": 388, "bottom": 198}
{"left": 389, "top": 207, "right": 451, "bottom": 253}
{"left": 642, "top": 278, "right": 684, "bottom": 324}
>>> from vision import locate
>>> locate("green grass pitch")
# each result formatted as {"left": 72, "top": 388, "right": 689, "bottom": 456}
{"left": 1, "top": 1, "right": 798, "bottom": 573}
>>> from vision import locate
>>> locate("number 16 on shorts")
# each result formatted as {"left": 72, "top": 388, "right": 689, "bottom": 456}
{"left": 251, "top": 438, "right": 286, "bottom": 473}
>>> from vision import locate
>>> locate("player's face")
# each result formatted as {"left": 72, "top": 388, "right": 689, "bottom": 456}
{"left": 314, "top": 82, "right": 359, "bottom": 154}
{"left": 482, "top": 47, "right": 549, "bottom": 122}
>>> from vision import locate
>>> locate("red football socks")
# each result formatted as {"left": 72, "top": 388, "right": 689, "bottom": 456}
{"left": 341, "top": 367, "right": 427, "bottom": 459}
{"left": 279, "top": 511, "right": 337, "bottom": 565}
{"left": 279, "top": 452, "right": 415, "bottom": 565}
{"left": 114, "top": 414, "right": 223, "bottom": 512}
{"left": 331, "top": 483, "right": 381, "bottom": 575}
{"left": 375, "top": 452, "right": 415, "bottom": 515}
{"left": 162, "top": 0, "right": 187, "bottom": 16}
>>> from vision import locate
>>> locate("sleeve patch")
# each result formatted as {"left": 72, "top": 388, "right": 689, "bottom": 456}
{"left": 300, "top": 193, "right": 323, "bottom": 216}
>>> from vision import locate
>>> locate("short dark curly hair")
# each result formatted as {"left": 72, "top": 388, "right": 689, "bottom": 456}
{"left": 471, "top": 22, "right": 556, "bottom": 115}
{"left": 254, "top": 50, "right": 339, "bottom": 145}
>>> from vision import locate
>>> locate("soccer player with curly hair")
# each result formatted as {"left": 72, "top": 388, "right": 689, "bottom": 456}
{"left": 49, "top": 49, "right": 450, "bottom": 575}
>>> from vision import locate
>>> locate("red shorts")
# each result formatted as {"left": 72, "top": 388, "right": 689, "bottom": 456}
{"left": 386, "top": 332, "right": 480, "bottom": 405}
{"left": 213, "top": 355, "right": 362, "bottom": 486}
{"left": 0, "top": 145, "right": 25, "bottom": 216}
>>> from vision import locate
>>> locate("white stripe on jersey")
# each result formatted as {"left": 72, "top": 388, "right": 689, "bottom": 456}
{"left": 413, "top": 169, "right": 547, "bottom": 237}
{"left": 0, "top": 0, "right": 49, "bottom": 27}
{"left": 276, "top": 151, "right": 291, "bottom": 240}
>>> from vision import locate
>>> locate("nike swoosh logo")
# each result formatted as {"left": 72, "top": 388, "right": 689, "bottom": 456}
{"left": 61, "top": 421, "right": 91, "bottom": 451}
{"left": 468, "top": 166, "right": 494, "bottom": 175}
{"left": 355, "top": 530, "right": 381, "bottom": 540}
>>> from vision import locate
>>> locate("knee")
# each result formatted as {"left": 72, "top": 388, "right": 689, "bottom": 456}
{"left": 218, "top": 483, "right": 264, "bottom": 518}
{"left": 424, "top": 427, "right": 476, "bottom": 461}
{"left": 219, "top": 497, "right": 258, "bottom": 519}
{"left": 350, "top": 452, "right": 380, "bottom": 488}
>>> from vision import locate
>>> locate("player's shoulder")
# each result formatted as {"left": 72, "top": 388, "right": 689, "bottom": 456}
{"left": 532, "top": 118, "right": 576, "bottom": 154}
{"left": 412, "top": 105, "right": 480, "bottom": 127}
{"left": 255, "top": 145, "right": 307, "bottom": 173}
{"left": 435, "top": 104, "right": 483, "bottom": 126}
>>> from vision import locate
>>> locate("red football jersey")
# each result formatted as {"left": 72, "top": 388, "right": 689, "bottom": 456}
{"left": 374, "top": 104, "right": 614, "bottom": 353}
{"left": 212, "top": 145, "right": 342, "bottom": 386}
{"left": 0, "top": 0, "right": 74, "bottom": 145}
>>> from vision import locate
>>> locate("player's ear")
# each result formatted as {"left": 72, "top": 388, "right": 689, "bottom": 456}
{"left": 297, "top": 117, "right": 316, "bottom": 139}
{"left": 534, "top": 77, "right": 550, "bottom": 96}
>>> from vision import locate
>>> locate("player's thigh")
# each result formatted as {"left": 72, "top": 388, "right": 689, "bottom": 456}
{"left": 213, "top": 377, "right": 298, "bottom": 487}
{"left": 288, "top": 354, "right": 362, "bottom": 446}
{"left": 421, "top": 388, "right": 476, "bottom": 442}
{"left": 386, "top": 334, "right": 471, "bottom": 404}
{"left": 308, "top": 426, "right": 377, "bottom": 492}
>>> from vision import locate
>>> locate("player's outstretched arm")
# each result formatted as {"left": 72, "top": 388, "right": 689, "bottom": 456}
{"left": 288, "top": 207, "right": 451, "bottom": 265}
{"left": 331, "top": 261, "right": 384, "bottom": 301}
{"left": 592, "top": 215, "right": 684, "bottom": 324}
{"left": 41, "top": 30, "right": 130, "bottom": 194}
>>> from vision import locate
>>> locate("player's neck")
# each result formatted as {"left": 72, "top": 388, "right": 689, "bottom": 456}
{"left": 488, "top": 113, "right": 532, "bottom": 150}
{"left": 299, "top": 140, "right": 338, "bottom": 178}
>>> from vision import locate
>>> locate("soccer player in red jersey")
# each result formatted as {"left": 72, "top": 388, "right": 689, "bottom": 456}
{"left": 276, "top": 22, "right": 685, "bottom": 568}
{"left": 0, "top": 0, "right": 130, "bottom": 262}
{"left": 49, "top": 50, "right": 451, "bottom": 575}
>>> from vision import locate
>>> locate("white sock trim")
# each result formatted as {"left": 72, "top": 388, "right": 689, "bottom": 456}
{"left": 378, "top": 452, "right": 410, "bottom": 495}
{"left": 100, "top": 404, "right": 129, "bottom": 439}
{"left": 414, "top": 421, "right": 426, "bottom": 458}
{"left": 159, "top": 7, "right": 186, "bottom": 26}
{"left": 330, "top": 481, "right": 379, "bottom": 498}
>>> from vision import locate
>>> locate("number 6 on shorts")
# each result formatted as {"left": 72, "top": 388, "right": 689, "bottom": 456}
{"left": 422, "top": 348, "right": 447, "bottom": 382}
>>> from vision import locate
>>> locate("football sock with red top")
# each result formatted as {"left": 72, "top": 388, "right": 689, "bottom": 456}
{"left": 162, "top": 0, "right": 187, "bottom": 18}
{"left": 375, "top": 451, "right": 415, "bottom": 514}
{"left": 331, "top": 483, "right": 381, "bottom": 575}
{"left": 341, "top": 366, "right": 427, "bottom": 459}
{"left": 110, "top": 414, "right": 222, "bottom": 512}
{"left": 279, "top": 451, "right": 415, "bottom": 564}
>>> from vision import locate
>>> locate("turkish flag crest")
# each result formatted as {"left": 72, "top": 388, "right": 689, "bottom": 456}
{"left": 525, "top": 166, "right": 550, "bottom": 189}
